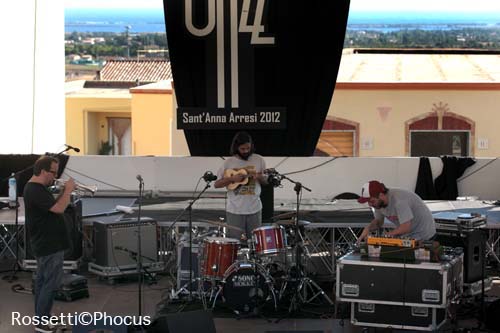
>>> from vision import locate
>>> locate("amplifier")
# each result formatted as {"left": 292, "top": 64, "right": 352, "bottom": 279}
{"left": 93, "top": 217, "right": 158, "bottom": 267}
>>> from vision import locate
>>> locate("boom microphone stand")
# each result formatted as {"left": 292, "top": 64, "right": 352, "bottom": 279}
{"left": 135, "top": 174, "right": 144, "bottom": 317}
{"left": 270, "top": 171, "right": 333, "bottom": 320}
{"left": 167, "top": 172, "right": 216, "bottom": 301}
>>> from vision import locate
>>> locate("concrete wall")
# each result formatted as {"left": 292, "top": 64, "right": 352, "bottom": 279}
{"left": 63, "top": 156, "right": 500, "bottom": 201}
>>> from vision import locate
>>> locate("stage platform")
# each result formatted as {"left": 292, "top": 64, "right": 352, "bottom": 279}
{"left": 0, "top": 268, "right": 498, "bottom": 332}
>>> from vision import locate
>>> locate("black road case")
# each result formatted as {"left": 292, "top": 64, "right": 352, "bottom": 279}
{"left": 351, "top": 302, "right": 447, "bottom": 331}
{"left": 336, "top": 252, "right": 463, "bottom": 308}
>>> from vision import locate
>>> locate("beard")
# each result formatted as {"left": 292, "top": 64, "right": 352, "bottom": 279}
{"left": 372, "top": 199, "right": 387, "bottom": 209}
{"left": 237, "top": 152, "right": 251, "bottom": 160}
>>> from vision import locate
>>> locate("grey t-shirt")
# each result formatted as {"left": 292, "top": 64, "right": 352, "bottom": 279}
{"left": 217, "top": 154, "right": 266, "bottom": 215}
{"left": 374, "top": 188, "right": 436, "bottom": 240}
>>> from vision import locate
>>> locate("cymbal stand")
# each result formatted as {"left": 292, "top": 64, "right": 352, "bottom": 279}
{"left": 272, "top": 172, "right": 333, "bottom": 321}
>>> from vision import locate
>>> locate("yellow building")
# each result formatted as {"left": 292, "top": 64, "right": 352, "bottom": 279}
{"left": 320, "top": 50, "right": 500, "bottom": 157}
{"left": 65, "top": 60, "right": 179, "bottom": 156}
{"left": 65, "top": 51, "right": 500, "bottom": 157}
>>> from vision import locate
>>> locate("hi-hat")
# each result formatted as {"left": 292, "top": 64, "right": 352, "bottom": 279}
{"left": 275, "top": 219, "right": 311, "bottom": 226}
{"left": 202, "top": 219, "right": 244, "bottom": 232}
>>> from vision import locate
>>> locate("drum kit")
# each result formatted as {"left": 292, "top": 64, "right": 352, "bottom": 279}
{"left": 172, "top": 215, "right": 333, "bottom": 315}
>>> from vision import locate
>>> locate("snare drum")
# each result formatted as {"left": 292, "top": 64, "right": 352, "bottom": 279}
{"left": 200, "top": 237, "right": 239, "bottom": 279}
{"left": 252, "top": 225, "right": 287, "bottom": 255}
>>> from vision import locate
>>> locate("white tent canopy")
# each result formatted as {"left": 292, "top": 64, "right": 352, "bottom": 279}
{"left": 0, "top": 0, "right": 64, "bottom": 154}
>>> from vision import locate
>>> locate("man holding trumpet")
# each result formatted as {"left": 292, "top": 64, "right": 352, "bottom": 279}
{"left": 23, "top": 156, "right": 75, "bottom": 333}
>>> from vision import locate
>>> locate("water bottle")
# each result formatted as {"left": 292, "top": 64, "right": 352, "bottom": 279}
{"left": 8, "top": 173, "right": 17, "bottom": 208}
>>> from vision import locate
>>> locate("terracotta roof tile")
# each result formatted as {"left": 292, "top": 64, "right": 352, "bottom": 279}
{"left": 100, "top": 59, "right": 172, "bottom": 82}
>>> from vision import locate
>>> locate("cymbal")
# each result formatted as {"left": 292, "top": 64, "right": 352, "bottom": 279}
{"left": 272, "top": 211, "right": 297, "bottom": 220}
{"left": 202, "top": 220, "right": 244, "bottom": 232}
{"left": 272, "top": 210, "right": 312, "bottom": 220}
{"left": 275, "top": 219, "right": 311, "bottom": 227}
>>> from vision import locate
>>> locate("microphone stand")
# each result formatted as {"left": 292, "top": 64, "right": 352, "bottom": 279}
{"left": 136, "top": 176, "right": 144, "bottom": 317}
{"left": 187, "top": 180, "right": 212, "bottom": 301}
{"left": 272, "top": 172, "right": 333, "bottom": 321}
{"left": 165, "top": 177, "right": 214, "bottom": 302}
{"left": 2, "top": 146, "right": 72, "bottom": 282}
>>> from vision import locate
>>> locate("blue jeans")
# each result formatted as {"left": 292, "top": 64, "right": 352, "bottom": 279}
{"left": 35, "top": 251, "right": 64, "bottom": 318}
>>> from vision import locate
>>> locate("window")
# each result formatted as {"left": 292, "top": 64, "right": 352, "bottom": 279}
{"left": 410, "top": 131, "right": 470, "bottom": 157}
{"left": 315, "top": 131, "right": 355, "bottom": 157}
{"left": 405, "top": 106, "right": 475, "bottom": 156}
{"left": 108, "top": 118, "right": 131, "bottom": 155}
{"left": 315, "top": 117, "right": 359, "bottom": 156}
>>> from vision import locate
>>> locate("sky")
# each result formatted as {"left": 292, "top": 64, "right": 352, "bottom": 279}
{"left": 65, "top": 0, "right": 500, "bottom": 12}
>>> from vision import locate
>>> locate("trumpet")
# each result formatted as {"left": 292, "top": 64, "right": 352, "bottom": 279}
{"left": 50, "top": 179, "right": 98, "bottom": 197}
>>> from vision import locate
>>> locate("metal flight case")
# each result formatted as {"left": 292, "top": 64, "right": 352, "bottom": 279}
{"left": 351, "top": 302, "right": 447, "bottom": 331}
{"left": 336, "top": 252, "right": 463, "bottom": 308}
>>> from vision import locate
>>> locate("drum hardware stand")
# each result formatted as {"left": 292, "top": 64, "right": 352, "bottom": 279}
{"left": 165, "top": 174, "right": 215, "bottom": 302}
{"left": 271, "top": 172, "right": 333, "bottom": 321}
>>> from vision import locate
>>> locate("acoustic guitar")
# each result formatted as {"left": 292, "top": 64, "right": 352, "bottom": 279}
{"left": 223, "top": 168, "right": 251, "bottom": 191}
{"left": 223, "top": 168, "right": 276, "bottom": 191}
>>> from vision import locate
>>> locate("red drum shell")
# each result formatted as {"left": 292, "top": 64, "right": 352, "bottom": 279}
{"left": 201, "top": 237, "right": 239, "bottom": 279}
{"left": 252, "top": 225, "right": 287, "bottom": 255}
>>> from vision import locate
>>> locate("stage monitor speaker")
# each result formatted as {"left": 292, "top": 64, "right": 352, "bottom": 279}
{"left": 260, "top": 183, "right": 274, "bottom": 223}
{"left": 149, "top": 310, "right": 216, "bottom": 333}
{"left": 25, "top": 199, "right": 83, "bottom": 260}
{"left": 435, "top": 229, "right": 485, "bottom": 283}
{"left": 92, "top": 217, "right": 158, "bottom": 267}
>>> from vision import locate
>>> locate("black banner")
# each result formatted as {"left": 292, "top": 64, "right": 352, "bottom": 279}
{"left": 164, "top": 0, "right": 350, "bottom": 155}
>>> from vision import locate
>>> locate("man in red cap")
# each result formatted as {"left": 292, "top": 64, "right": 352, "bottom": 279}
{"left": 357, "top": 180, "right": 436, "bottom": 243}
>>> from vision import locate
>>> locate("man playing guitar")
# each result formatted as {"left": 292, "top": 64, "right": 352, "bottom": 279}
{"left": 214, "top": 131, "right": 268, "bottom": 243}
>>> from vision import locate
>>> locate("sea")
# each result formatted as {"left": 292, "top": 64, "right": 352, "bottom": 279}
{"left": 65, "top": 8, "right": 500, "bottom": 34}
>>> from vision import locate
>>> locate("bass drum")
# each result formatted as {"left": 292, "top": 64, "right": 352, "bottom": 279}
{"left": 222, "top": 261, "right": 276, "bottom": 313}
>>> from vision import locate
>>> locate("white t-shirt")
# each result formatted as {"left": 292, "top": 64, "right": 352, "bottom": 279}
{"left": 217, "top": 154, "right": 266, "bottom": 215}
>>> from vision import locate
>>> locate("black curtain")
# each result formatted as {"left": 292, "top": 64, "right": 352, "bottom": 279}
{"left": 434, "top": 156, "right": 476, "bottom": 200}
{"left": 415, "top": 157, "right": 438, "bottom": 200}
{"left": 0, "top": 154, "right": 70, "bottom": 197}
{"left": 164, "top": 0, "right": 351, "bottom": 156}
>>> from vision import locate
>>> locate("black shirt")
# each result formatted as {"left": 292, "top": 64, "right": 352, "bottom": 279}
{"left": 23, "top": 182, "right": 69, "bottom": 257}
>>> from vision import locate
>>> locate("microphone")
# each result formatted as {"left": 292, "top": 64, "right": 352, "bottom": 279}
{"left": 136, "top": 174, "right": 143, "bottom": 183}
{"left": 202, "top": 171, "right": 217, "bottom": 182}
{"left": 65, "top": 144, "right": 80, "bottom": 153}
